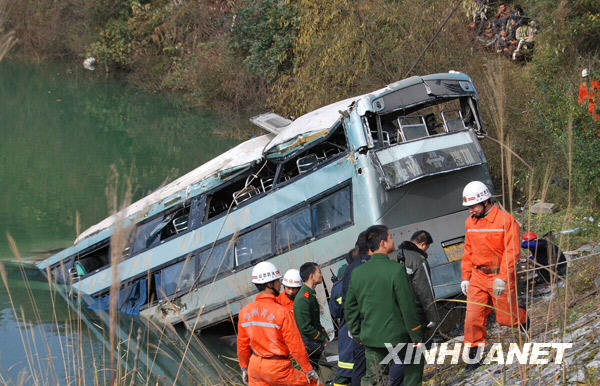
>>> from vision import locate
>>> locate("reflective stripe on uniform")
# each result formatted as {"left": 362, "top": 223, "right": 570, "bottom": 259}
{"left": 338, "top": 360, "right": 354, "bottom": 369}
{"left": 241, "top": 321, "right": 281, "bottom": 329}
{"left": 467, "top": 228, "right": 505, "bottom": 232}
{"left": 336, "top": 296, "right": 343, "bottom": 304}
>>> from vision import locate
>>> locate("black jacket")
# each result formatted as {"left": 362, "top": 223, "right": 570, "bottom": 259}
{"left": 397, "top": 241, "right": 439, "bottom": 325}
{"left": 341, "top": 253, "right": 370, "bottom": 302}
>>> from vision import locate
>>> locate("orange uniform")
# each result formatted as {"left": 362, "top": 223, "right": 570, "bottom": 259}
{"left": 237, "top": 293, "right": 317, "bottom": 385}
{"left": 462, "top": 204, "right": 527, "bottom": 346}
{"left": 579, "top": 80, "right": 600, "bottom": 121}
{"left": 276, "top": 292, "right": 295, "bottom": 313}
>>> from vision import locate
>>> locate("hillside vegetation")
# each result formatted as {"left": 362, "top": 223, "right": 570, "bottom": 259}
{"left": 4, "top": 0, "right": 600, "bottom": 207}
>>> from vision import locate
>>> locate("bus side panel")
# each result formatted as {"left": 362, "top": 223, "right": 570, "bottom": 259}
{"left": 379, "top": 164, "right": 493, "bottom": 298}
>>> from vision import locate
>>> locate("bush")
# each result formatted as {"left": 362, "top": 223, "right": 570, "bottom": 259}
{"left": 88, "top": 18, "right": 133, "bottom": 68}
{"left": 230, "top": 0, "right": 298, "bottom": 81}
{"left": 567, "top": 0, "right": 600, "bottom": 54}
{"left": 527, "top": 0, "right": 600, "bottom": 207}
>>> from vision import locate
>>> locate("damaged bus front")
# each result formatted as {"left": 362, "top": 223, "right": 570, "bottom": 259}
{"left": 346, "top": 72, "right": 491, "bottom": 299}
{"left": 36, "top": 72, "right": 491, "bottom": 332}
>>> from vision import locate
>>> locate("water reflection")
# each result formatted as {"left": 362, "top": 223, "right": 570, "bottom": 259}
{"left": 0, "top": 60, "right": 238, "bottom": 257}
{"left": 0, "top": 60, "right": 246, "bottom": 384}
{"left": 0, "top": 262, "right": 239, "bottom": 384}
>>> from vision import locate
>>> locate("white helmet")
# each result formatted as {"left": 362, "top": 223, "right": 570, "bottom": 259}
{"left": 582, "top": 68, "right": 590, "bottom": 78}
{"left": 282, "top": 269, "right": 302, "bottom": 288}
{"left": 251, "top": 261, "right": 282, "bottom": 284}
{"left": 462, "top": 181, "right": 492, "bottom": 206}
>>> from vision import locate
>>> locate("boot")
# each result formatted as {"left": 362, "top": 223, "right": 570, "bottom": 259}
{"left": 465, "top": 347, "right": 482, "bottom": 372}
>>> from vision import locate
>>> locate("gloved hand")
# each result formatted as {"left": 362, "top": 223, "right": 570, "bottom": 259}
{"left": 241, "top": 368, "right": 248, "bottom": 385}
{"left": 426, "top": 321, "right": 435, "bottom": 329}
{"left": 493, "top": 278, "right": 506, "bottom": 296}
{"left": 461, "top": 280, "right": 469, "bottom": 296}
{"left": 306, "top": 369, "right": 320, "bottom": 384}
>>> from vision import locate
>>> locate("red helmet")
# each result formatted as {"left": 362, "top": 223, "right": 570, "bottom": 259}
{"left": 522, "top": 232, "right": 537, "bottom": 241}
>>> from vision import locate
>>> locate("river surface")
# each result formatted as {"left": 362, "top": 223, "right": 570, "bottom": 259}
{"left": 0, "top": 60, "right": 243, "bottom": 384}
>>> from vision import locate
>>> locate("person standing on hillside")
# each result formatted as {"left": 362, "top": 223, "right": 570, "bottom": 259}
{"left": 460, "top": 181, "right": 528, "bottom": 371}
{"left": 579, "top": 68, "right": 600, "bottom": 123}
{"left": 345, "top": 225, "right": 422, "bottom": 385}
{"left": 237, "top": 261, "right": 320, "bottom": 385}
{"left": 294, "top": 262, "right": 329, "bottom": 370}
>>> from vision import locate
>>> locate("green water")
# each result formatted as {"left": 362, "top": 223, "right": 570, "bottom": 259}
{"left": 0, "top": 60, "right": 243, "bottom": 383}
{"left": 0, "top": 60, "right": 240, "bottom": 258}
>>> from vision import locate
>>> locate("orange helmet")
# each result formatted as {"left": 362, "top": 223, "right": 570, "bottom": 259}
{"left": 522, "top": 232, "right": 537, "bottom": 241}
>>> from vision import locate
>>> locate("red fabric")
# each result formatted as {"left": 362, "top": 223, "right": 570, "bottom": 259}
{"left": 247, "top": 355, "right": 319, "bottom": 385}
{"left": 462, "top": 205, "right": 521, "bottom": 283}
{"left": 462, "top": 204, "right": 527, "bottom": 345}
{"left": 237, "top": 293, "right": 312, "bottom": 372}
{"left": 276, "top": 292, "right": 295, "bottom": 313}
{"left": 464, "top": 268, "right": 527, "bottom": 345}
{"left": 579, "top": 81, "right": 600, "bottom": 121}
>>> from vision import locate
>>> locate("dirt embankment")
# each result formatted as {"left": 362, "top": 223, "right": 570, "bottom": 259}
{"left": 427, "top": 240, "right": 600, "bottom": 385}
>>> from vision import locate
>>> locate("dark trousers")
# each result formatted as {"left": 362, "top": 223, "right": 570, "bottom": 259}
{"left": 388, "top": 359, "right": 424, "bottom": 386}
{"left": 351, "top": 340, "right": 365, "bottom": 386}
{"left": 363, "top": 345, "right": 424, "bottom": 386}
{"left": 302, "top": 336, "right": 324, "bottom": 370}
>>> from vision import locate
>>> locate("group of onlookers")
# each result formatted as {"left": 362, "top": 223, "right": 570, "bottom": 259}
{"left": 464, "top": 1, "right": 537, "bottom": 61}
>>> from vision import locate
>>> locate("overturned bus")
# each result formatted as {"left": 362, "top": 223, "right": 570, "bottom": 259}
{"left": 37, "top": 72, "right": 492, "bottom": 331}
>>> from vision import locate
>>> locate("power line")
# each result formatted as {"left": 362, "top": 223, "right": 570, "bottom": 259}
{"left": 405, "top": 0, "right": 465, "bottom": 77}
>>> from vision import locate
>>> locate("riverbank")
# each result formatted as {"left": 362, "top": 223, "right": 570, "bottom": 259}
{"left": 426, "top": 240, "right": 600, "bottom": 385}
{"left": 5, "top": 0, "right": 600, "bottom": 209}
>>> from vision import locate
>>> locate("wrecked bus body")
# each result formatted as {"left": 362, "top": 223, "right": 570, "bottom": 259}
{"left": 37, "top": 72, "right": 491, "bottom": 331}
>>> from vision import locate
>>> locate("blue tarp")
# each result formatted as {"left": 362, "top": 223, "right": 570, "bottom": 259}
{"left": 88, "top": 278, "right": 148, "bottom": 315}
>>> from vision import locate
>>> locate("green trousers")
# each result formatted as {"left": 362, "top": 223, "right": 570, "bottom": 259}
{"left": 362, "top": 345, "right": 423, "bottom": 386}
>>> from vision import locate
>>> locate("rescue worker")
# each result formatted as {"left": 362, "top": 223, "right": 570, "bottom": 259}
{"left": 277, "top": 269, "right": 303, "bottom": 313}
{"left": 341, "top": 231, "right": 370, "bottom": 386}
{"left": 237, "top": 261, "right": 320, "bottom": 385}
{"left": 388, "top": 230, "right": 439, "bottom": 385}
{"left": 337, "top": 247, "right": 359, "bottom": 280}
{"left": 328, "top": 250, "right": 357, "bottom": 386}
{"left": 294, "top": 262, "right": 329, "bottom": 370}
{"left": 345, "top": 225, "right": 422, "bottom": 385}
{"left": 397, "top": 230, "right": 440, "bottom": 341}
{"left": 521, "top": 232, "right": 567, "bottom": 284}
{"left": 461, "top": 181, "right": 528, "bottom": 371}
{"left": 578, "top": 68, "right": 600, "bottom": 124}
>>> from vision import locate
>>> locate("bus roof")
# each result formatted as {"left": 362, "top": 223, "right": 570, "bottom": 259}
{"left": 75, "top": 72, "right": 475, "bottom": 244}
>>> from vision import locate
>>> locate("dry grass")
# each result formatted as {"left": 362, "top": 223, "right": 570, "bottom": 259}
{"left": 0, "top": 165, "right": 241, "bottom": 385}
{"left": 0, "top": 0, "right": 17, "bottom": 61}
{"left": 422, "top": 62, "right": 600, "bottom": 385}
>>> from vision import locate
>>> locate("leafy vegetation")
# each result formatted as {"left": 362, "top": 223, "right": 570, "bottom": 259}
{"left": 230, "top": 0, "right": 298, "bottom": 81}
{"left": 3, "top": 0, "right": 600, "bottom": 205}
